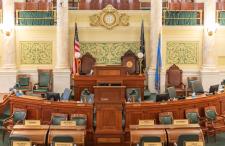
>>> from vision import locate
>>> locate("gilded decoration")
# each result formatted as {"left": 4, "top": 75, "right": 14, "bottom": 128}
{"left": 166, "top": 41, "right": 199, "bottom": 64}
{"left": 89, "top": 5, "right": 129, "bottom": 29}
{"left": 20, "top": 41, "right": 52, "bottom": 64}
{"left": 80, "top": 42, "right": 139, "bottom": 64}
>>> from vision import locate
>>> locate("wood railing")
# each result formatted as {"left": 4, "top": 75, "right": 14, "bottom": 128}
{"left": 16, "top": 10, "right": 56, "bottom": 26}
{"left": 163, "top": 10, "right": 203, "bottom": 25}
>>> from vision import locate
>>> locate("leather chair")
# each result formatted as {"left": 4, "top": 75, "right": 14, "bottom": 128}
{"left": 52, "top": 135, "right": 74, "bottom": 146}
{"left": 159, "top": 112, "right": 173, "bottom": 125}
{"left": 185, "top": 108, "right": 208, "bottom": 140}
{"left": 60, "top": 88, "right": 72, "bottom": 101}
{"left": 121, "top": 50, "right": 139, "bottom": 75}
{"left": 187, "top": 76, "right": 199, "bottom": 95}
{"left": 9, "top": 135, "right": 30, "bottom": 146}
{"left": 15, "top": 74, "right": 32, "bottom": 93}
{"left": 166, "top": 86, "right": 183, "bottom": 100}
{"left": 139, "top": 136, "right": 162, "bottom": 146}
{"left": 126, "top": 88, "right": 141, "bottom": 102}
{"left": 50, "top": 113, "right": 68, "bottom": 125}
{"left": 3, "top": 108, "right": 27, "bottom": 133}
{"left": 166, "top": 64, "right": 186, "bottom": 96}
{"left": 204, "top": 106, "right": 225, "bottom": 141}
{"left": 191, "top": 80, "right": 204, "bottom": 95}
{"left": 70, "top": 114, "right": 87, "bottom": 126}
{"left": 174, "top": 134, "right": 199, "bottom": 146}
{"left": 80, "top": 52, "right": 96, "bottom": 75}
{"left": 33, "top": 69, "right": 53, "bottom": 94}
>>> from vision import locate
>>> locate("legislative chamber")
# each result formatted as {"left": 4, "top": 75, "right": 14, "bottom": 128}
{"left": 1, "top": 0, "right": 225, "bottom": 146}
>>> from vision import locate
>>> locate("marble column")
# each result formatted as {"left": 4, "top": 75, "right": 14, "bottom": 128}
{"left": 0, "top": 0, "right": 17, "bottom": 92}
{"left": 201, "top": 0, "right": 219, "bottom": 90}
{"left": 54, "top": 0, "right": 70, "bottom": 93}
{"left": 148, "top": 0, "right": 163, "bottom": 93}
{"left": 1, "top": 0, "right": 16, "bottom": 69}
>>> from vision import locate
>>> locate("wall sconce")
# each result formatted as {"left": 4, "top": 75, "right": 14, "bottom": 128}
{"left": 207, "top": 23, "right": 218, "bottom": 36}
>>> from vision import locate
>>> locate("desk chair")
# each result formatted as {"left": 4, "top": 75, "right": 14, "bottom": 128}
{"left": 9, "top": 135, "right": 30, "bottom": 146}
{"left": 185, "top": 108, "right": 208, "bottom": 141}
{"left": 15, "top": 74, "right": 32, "bottom": 93}
{"left": 191, "top": 80, "right": 204, "bottom": 95}
{"left": 3, "top": 108, "right": 27, "bottom": 133}
{"left": 204, "top": 106, "right": 225, "bottom": 141}
{"left": 52, "top": 135, "right": 74, "bottom": 146}
{"left": 166, "top": 86, "right": 184, "bottom": 100}
{"left": 51, "top": 113, "right": 68, "bottom": 125}
{"left": 139, "top": 136, "right": 162, "bottom": 146}
{"left": 159, "top": 112, "right": 173, "bottom": 125}
{"left": 70, "top": 114, "right": 87, "bottom": 126}
{"left": 174, "top": 134, "right": 199, "bottom": 146}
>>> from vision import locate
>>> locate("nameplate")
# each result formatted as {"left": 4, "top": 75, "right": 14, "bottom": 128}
{"left": 139, "top": 120, "right": 154, "bottom": 126}
{"left": 12, "top": 141, "right": 31, "bottom": 146}
{"left": 25, "top": 120, "right": 40, "bottom": 126}
{"left": 173, "top": 119, "right": 189, "bottom": 125}
{"left": 144, "top": 142, "right": 162, "bottom": 146}
{"left": 185, "top": 141, "right": 203, "bottom": 146}
{"left": 55, "top": 142, "right": 73, "bottom": 146}
{"left": 60, "top": 121, "right": 76, "bottom": 126}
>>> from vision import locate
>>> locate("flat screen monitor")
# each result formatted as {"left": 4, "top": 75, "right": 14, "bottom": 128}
{"left": 46, "top": 92, "right": 60, "bottom": 101}
{"left": 156, "top": 93, "right": 169, "bottom": 102}
{"left": 209, "top": 84, "right": 219, "bottom": 94}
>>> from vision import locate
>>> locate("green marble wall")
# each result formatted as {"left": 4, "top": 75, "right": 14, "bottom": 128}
{"left": 166, "top": 41, "right": 199, "bottom": 64}
{"left": 20, "top": 41, "right": 52, "bottom": 65}
{"left": 80, "top": 42, "right": 140, "bottom": 64}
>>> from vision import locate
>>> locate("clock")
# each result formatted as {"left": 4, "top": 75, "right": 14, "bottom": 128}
{"left": 103, "top": 13, "right": 116, "bottom": 25}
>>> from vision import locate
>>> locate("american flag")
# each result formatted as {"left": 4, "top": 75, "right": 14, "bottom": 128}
{"left": 72, "top": 23, "right": 80, "bottom": 75}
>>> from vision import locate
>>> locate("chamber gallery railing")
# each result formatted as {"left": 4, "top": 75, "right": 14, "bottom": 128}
{"left": 16, "top": 10, "right": 56, "bottom": 26}
{"left": 217, "top": 10, "right": 225, "bottom": 25}
{"left": 163, "top": 10, "right": 202, "bottom": 26}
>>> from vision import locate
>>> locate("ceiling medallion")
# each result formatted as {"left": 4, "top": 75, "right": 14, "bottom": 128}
{"left": 90, "top": 5, "right": 129, "bottom": 30}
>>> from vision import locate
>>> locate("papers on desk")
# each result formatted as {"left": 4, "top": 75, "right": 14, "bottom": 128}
{"left": 144, "top": 142, "right": 162, "bottom": 146}
{"left": 12, "top": 141, "right": 32, "bottom": 146}
{"left": 55, "top": 143, "right": 73, "bottom": 146}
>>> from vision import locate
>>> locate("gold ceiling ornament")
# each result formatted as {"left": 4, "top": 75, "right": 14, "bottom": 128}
{"left": 89, "top": 4, "right": 129, "bottom": 29}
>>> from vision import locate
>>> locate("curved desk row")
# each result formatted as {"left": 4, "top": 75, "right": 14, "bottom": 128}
{"left": 6, "top": 93, "right": 225, "bottom": 145}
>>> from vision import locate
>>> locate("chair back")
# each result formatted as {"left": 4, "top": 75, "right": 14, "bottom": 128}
{"left": 205, "top": 106, "right": 217, "bottom": 121}
{"left": 126, "top": 88, "right": 141, "bottom": 102}
{"left": 185, "top": 108, "right": 200, "bottom": 124}
{"left": 187, "top": 77, "right": 199, "bottom": 89}
{"left": 80, "top": 88, "right": 94, "bottom": 103}
{"left": 139, "top": 136, "right": 161, "bottom": 146}
{"left": 121, "top": 50, "right": 139, "bottom": 75}
{"left": 177, "top": 134, "right": 199, "bottom": 146}
{"left": 191, "top": 80, "right": 204, "bottom": 94}
{"left": 9, "top": 135, "right": 30, "bottom": 146}
{"left": 13, "top": 109, "right": 27, "bottom": 124}
{"left": 166, "top": 64, "right": 183, "bottom": 88}
{"left": 70, "top": 114, "right": 87, "bottom": 126}
{"left": 52, "top": 135, "right": 74, "bottom": 146}
{"left": 38, "top": 69, "right": 53, "bottom": 87}
{"left": 80, "top": 52, "right": 96, "bottom": 75}
{"left": 167, "top": 86, "right": 176, "bottom": 99}
{"left": 159, "top": 112, "right": 173, "bottom": 125}
{"left": 61, "top": 88, "right": 72, "bottom": 101}
{"left": 51, "top": 113, "right": 68, "bottom": 125}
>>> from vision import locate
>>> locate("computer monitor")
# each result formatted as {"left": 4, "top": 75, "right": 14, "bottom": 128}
{"left": 156, "top": 93, "right": 169, "bottom": 102}
{"left": 209, "top": 84, "right": 219, "bottom": 94}
{"left": 46, "top": 92, "right": 60, "bottom": 101}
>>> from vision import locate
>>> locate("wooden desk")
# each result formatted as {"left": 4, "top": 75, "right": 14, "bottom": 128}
{"left": 48, "top": 125, "right": 86, "bottom": 145}
{"left": 9, "top": 96, "right": 94, "bottom": 143}
{"left": 130, "top": 125, "right": 167, "bottom": 146}
{"left": 74, "top": 75, "right": 145, "bottom": 101}
{"left": 11, "top": 125, "right": 49, "bottom": 144}
{"left": 130, "top": 124, "right": 204, "bottom": 146}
